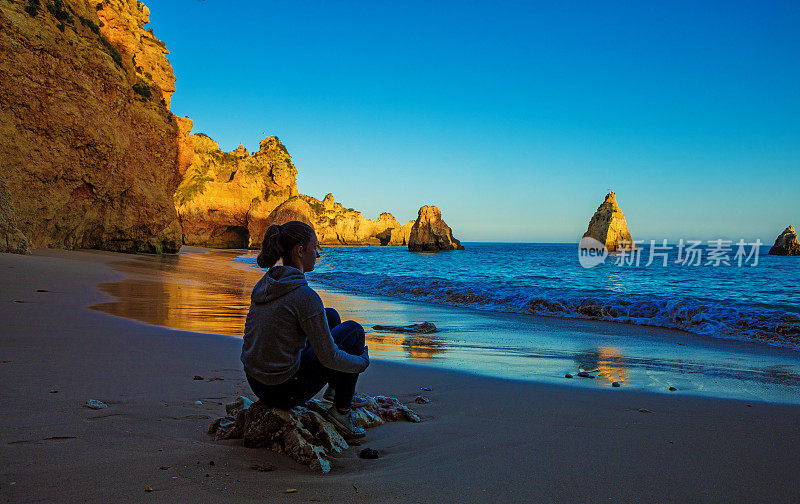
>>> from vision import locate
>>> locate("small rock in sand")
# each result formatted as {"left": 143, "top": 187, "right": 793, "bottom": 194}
{"left": 193, "top": 375, "right": 204, "bottom": 380}
{"left": 250, "top": 463, "right": 276, "bottom": 472}
{"left": 84, "top": 399, "right": 108, "bottom": 409}
{"left": 576, "top": 372, "right": 595, "bottom": 379}
{"left": 638, "top": 408, "right": 653, "bottom": 413}
{"left": 194, "top": 400, "right": 203, "bottom": 405}
{"left": 419, "top": 387, "right": 431, "bottom": 391}
{"left": 144, "top": 486, "right": 153, "bottom": 492}
{"left": 359, "top": 448, "right": 380, "bottom": 459}
{"left": 414, "top": 396, "right": 430, "bottom": 404}
{"left": 612, "top": 381, "right": 621, "bottom": 387}
{"left": 564, "top": 373, "right": 573, "bottom": 379}
{"left": 668, "top": 387, "right": 677, "bottom": 391}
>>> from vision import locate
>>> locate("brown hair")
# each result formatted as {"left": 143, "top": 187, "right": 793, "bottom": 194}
{"left": 257, "top": 221, "right": 316, "bottom": 268}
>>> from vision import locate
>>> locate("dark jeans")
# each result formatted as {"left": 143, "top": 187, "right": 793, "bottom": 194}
{"left": 246, "top": 308, "right": 365, "bottom": 410}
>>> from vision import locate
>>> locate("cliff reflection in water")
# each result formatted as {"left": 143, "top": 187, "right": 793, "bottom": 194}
{"left": 91, "top": 250, "right": 450, "bottom": 361}
{"left": 575, "top": 347, "right": 630, "bottom": 384}
{"left": 92, "top": 250, "right": 262, "bottom": 336}
{"left": 365, "top": 332, "right": 447, "bottom": 361}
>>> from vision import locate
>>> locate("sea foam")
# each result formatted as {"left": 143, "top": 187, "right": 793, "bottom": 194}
{"left": 307, "top": 271, "right": 800, "bottom": 350}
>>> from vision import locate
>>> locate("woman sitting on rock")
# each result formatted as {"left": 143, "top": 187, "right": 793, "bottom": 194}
{"left": 241, "top": 220, "right": 370, "bottom": 438}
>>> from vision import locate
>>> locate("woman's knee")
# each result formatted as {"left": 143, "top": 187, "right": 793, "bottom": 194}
{"left": 336, "top": 320, "right": 365, "bottom": 351}
{"left": 325, "top": 307, "right": 341, "bottom": 329}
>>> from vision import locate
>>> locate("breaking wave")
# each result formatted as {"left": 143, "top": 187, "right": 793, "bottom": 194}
{"left": 307, "top": 272, "right": 800, "bottom": 350}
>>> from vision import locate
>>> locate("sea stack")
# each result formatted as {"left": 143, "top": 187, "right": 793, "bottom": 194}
{"left": 581, "top": 192, "right": 635, "bottom": 252}
{"left": 408, "top": 206, "right": 464, "bottom": 252}
{"left": 768, "top": 226, "right": 800, "bottom": 256}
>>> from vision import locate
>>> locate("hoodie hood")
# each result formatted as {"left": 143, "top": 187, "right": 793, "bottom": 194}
{"left": 250, "top": 265, "right": 307, "bottom": 303}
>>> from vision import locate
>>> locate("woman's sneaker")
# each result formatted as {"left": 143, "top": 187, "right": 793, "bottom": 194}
{"left": 322, "top": 386, "right": 369, "bottom": 408}
{"left": 325, "top": 406, "right": 366, "bottom": 438}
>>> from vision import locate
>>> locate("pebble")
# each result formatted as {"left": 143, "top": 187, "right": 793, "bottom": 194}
{"left": 50, "top": 390, "right": 58, "bottom": 393}
{"left": 419, "top": 387, "right": 431, "bottom": 391}
{"left": 576, "top": 372, "right": 595, "bottom": 379}
{"left": 359, "top": 448, "right": 380, "bottom": 459}
{"left": 564, "top": 373, "right": 573, "bottom": 379}
{"left": 250, "top": 463, "right": 276, "bottom": 472}
{"left": 668, "top": 387, "right": 677, "bottom": 392}
{"left": 159, "top": 466, "right": 169, "bottom": 470}
{"left": 638, "top": 408, "right": 653, "bottom": 413}
{"left": 612, "top": 381, "right": 620, "bottom": 387}
{"left": 84, "top": 399, "right": 108, "bottom": 409}
{"left": 414, "top": 396, "right": 430, "bottom": 404}
{"left": 144, "top": 486, "right": 153, "bottom": 492}
{"left": 285, "top": 489, "right": 298, "bottom": 493}
{"left": 194, "top": 400, "right": 203, "bottom": 405}
{"left": 193, "top": 375, "right": 204, "bottom": 380}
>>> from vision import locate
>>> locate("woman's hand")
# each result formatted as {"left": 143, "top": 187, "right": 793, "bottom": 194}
{"left": 361, "top": 345, "right": 369, "bottom": 362}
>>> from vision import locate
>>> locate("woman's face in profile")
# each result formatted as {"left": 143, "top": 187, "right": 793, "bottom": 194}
{"left": 300, "top": 233, "right": 321, "bottom": 272}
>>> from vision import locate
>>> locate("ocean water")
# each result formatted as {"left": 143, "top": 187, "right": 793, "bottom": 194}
{"left": 250, "top": 243, "right": 800, "bottom": 350}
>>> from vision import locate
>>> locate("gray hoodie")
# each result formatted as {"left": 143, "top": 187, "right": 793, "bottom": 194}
{"left": 241, "top": 265, "right": 369, "bottom": 385}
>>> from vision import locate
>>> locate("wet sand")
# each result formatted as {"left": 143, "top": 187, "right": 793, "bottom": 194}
{"left": 1, "top": 248, "right": 799, "bottom": 503}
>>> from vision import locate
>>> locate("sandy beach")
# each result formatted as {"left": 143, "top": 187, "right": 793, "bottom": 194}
{"left": 2, "top": 249, "right": 799, "bottom": 503}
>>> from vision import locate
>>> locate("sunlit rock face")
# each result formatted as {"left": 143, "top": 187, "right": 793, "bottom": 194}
{"left": 175, "top": 135, "right": 298, "bottom": 248}
{"left": 768, "top": 226, "right": 800, "bottom": 256}
{"left": 175, "top": 134, "right": 419, "bottom": 248}
{"left": 93, "top": 0, "right": 176, "bottom": 106}
{"left": 408, "top": 205, "right": 464, "bottom": 252}
{"left": 0, "top": 0, "right": 190, "bottom": 252}
{"left": 305, "top": 194, "right": 414, "bottom": 246}
{"left": 581, "top": 192, "right": 635, "bottom": 252}
{"left": 0, "top": 176, "right": 29, "bottom": 254}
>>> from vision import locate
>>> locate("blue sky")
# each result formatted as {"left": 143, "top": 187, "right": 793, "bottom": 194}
{"left": 146, "top": 0, "right": 799, "bottom": 243}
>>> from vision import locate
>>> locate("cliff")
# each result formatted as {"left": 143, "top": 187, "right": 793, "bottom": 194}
{"left": 581, "top": 192, "right": 635, "bottom": 252}
{"left": 768, "top": 226, "right": 800, "bottom": 256}
{"left": 0, "top": 175, "right": 30, "bottom": 254}
{"left": 0, "top": 0, "right": 191, "bottom": 252}
{"left": 175, "top": 134, "right": 418, "bottom": 247}
{"left": 408, "top": 205, "right": 464, "bottom": 252}
{"left": 175, "top": 134, "right": 298, "bottom": 248}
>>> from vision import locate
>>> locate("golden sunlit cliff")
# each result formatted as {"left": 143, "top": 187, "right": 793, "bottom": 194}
{"left": 0, "top": 0, "right": 192, "bottom": 253}
{"left": 175, "top": 133, "right": 419, "bottom": 248}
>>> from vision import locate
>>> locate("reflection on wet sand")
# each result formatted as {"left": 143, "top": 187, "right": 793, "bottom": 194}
{"left": 91, "top": 250, "right": 262, "bottom": 336}
{"left": 575, "top": 347, "right": 630, "bottom": 384}
{"left": 366, "top": 332, "right": 447, "bottom": 361}
{"left": 91, "top": 249, "right": 450, "bottom": 361}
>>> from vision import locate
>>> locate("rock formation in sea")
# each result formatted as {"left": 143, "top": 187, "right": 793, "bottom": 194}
{"left": 768, "top": 226, "right": 800, "bottom": 256}
{"left": 175, "top": 134, "right": 420, "bottom": 247}
{"left": 408, "top": 205, "right": 465, "bottom": 251}
{"left": 0, "top": 0, "right": 192, "bottom": 252}
{"left": 0, "top": 175, "right": 30, "bottom": 254}
{"left": 581, "top": 192, "right": 636, "bottom": 252}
